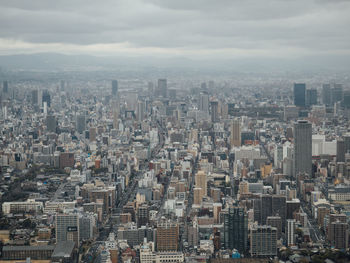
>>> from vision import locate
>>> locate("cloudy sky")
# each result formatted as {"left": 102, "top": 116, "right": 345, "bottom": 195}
{"left": 0, "top": 0, "right": 350, "bottom": 59}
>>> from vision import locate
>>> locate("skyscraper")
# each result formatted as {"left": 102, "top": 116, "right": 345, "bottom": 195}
{"left": 158, "top": 79, "right": 167, "bottom": 98}
{"left": 42, "top": 90, "right": 51, "bottom": 107}
{"left": 331, "top": 84, "right": 343, "bottom": 105}
{"left": 306, "top": 89, "right": 317, "bottom": 106}
{"left": 112, "top": 80, "right": 118, "bottom": 97}
{"left": 46, "top": 115, "right": 57, "bottom": 133}
{"left": 293, "top": 120, "right": 312, "bottom": 176}
{"left": 195, "top": 170, "right": 207, "bottom": 198}
{"left": 223, "top": 207, "right": 248, "bottom": 253}
{"left": 293, "top": 83, "right": 306, "bottom": 107}
{"left": 322, "top": 84, "right": 331, "bottom": 105}
{"left": 199, "top": 92, "right": 209, "bottom": 113}
{"left": 156, "top": 221, "right": 179, "bottom": 251}
{"left": 250, "top": 225, "right": 277, "bottom": 257}
{"left": 56, "top": 213, "right": 80, "bottom": 245}
{"left": 76, "top": 115, "right": 86, "bottom": 134}
{"left": 3, "top": 81, "right": 8, "bottom": 94}
{"left": 210, "top": 101, "right": 219, "bottom": 122}
{"left": 230, "top": 119, "right": 241, "bottom": 147}
{"left": 286, "top": 219, "right": 296, "bottom": 246}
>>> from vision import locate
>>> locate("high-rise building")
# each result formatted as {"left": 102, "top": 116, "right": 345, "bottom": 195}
{"left": 328, "top": 221, "right": 348, "bottom": 250}
{"left": 193, "top": 187, "right": 202, "bottom": 205}
{"left": 156, "top": 221, "right": 179, "bottom": 251}
{"left": 76, "top": 115, "right": 86, "bottom": 134}
{"left": 343, "top": 90, "right": 350, "bottom": 109}
{"left": 137, "top": 100, "right": 145, "bottom": 122}
{"left": 199, "top": 92, "right": 209, "bottom": 113}
{"left": 158, "top": 79, "right": 167, "bottom": 98}
{"left": 331, "top": 84, "right": 343, "bottom": 105}
{"left": 322, "top": 84, "right": 331, "bottom": 105}
{"left": 230, "top": 119, "right": 241, "bottom": 147}
{"left": 46, "top": 115, "right": 57, "bottom": 133}
{"left": 266, "top": 216, "right": 282, "bottom": 239}
{"left": 210, "top": 101, "right": 219, "bottom": 122}
{"left": 293, "top": 120, "right": 312, "bottom": 176}
{"left": 137, "top": 203, "right": 149, "bottom": 228}
{"left": 272, "top": 195, "right": 286, "bottom": 229}
{"left": 31, "top": 89, "right": 39, "bottom": 105}
{"left": 250, "top": 225, "right": 277, "bottom": 257}
{"left": 112, "top": 80, "right": 118, "bottom": 97}
{"left": 56, "top": 214, "right": 80, "bottom": 245}
{"left": 293, "top": 83, "right": 306, "bottom": 107}
{"left": 195, "top": 170, "right": 207, "bottom": 198}
{"left": 286, "top": 219, "right": 296, "bottom": 246}
{"left": 306, "top": 89, "right": 317, "bottom": 106}
{"left": 337, "top": 138, "right": 345, "bottom": 162}
{"left": 89, "top": 127, "right": 97, "bottom": 142}
{"left": 42, "top": 90, "right": 51, "bottom": 107}
{"left": 223, "top": 207, "right": 248, "bottom": 253}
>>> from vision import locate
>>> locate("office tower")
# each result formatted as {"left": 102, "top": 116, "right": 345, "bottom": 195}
{"left": 286, "top": 219, "right": 296, "bottom": 246}
{"left": 272, "top": 195, "right": 286, "bottom": 229}
{"left": 42, "top": 90, "right": 51, "bottom": 107}
{"left": 112, "top": 99, "right": 119, "bottom": 129}
{"left": 261, "top": 195, "right": 272, "bottom": 225}
{"left": 156, "top": 221, "right": 179, "bottom": 251}
{"left": 322, "top": 84, "right": 331, "bottom": 105}
{"left": 195, "top": 170, "right": 207, "bottom": 198}
{"left": 210, "top": 101, "right": 219, "bottom": 122}
{"left": 200, "top": 82, "right": 207, "bottom": 90}
{"left": 112, "top": 80, "right": 118, "bottom": 97}
{"left": 199, "top": 92, "right": 209, "bottom": 112}
{"left": 250, "top": 225, "right": 277, "bottom": 257}
{"left": 213, "top": 203, "right": 222, "bottom": 224}
{"left": 286, "top": 199, "right": 300, "bottom": 219}
{"left": 274, "top": 144, "right": 283, "bottom": 168}
{"left": 253, "top": 198, "right": 262, "bottom": 224}
{"left": 31, "top": 89, "right": 39, "bottom": 105}
{"left": 344, "top": 134, "right": 350, "bottom": 156}
{"left": 193, "top": 188, "right": 202, "bottom": 205}
{"left": 306, "top": 89, "right": 317, "bottom": 106}
{"left": 293, "top": 120, "right": 312, "bottom": 176}
{"left": 59, "top": 152, "right": 75, "bottom": 169}
{"left": 343, "top": 90, "right": 350, "bottom": 109}
{"left": 158, "top": 79, "right": 167, "bottom": 98}
{"left": 56, "top": 214, "right": 80, "bottom": 245}
{"left": 79, "top": 213, "right": 96, "bottom": 241}
{"left": 208, "top": 80, "right": 215, "bottom": 89}
{"left": 46, "top": 115, "right": 57, "bottom": 133}
{"left": 223, "top": 207, "right": 248, "bottom": 253}
{"left": 293, "top": 83, "right": 306, "bottom": 107}
{"left": 137, "top": 203, "right": 149, "bottom": 228}
{"left": 187, "top": 222, "right": 199, "bottom": 247}
{"left": 89, "top": 127, "right": 97, "bottom": 142}
{"left": 266, "top": 216, "right": 282, "bottom": 239}
{"left": 328, "top": 221, "right": 348, "bottom": 250}
{"left": 331, "top": 84, "right": 343, "bottom": 105}
{"left": 137, "top": 100, "right": 145, "bottom": 122}
{"left": 337, "top": 138, "right": 345, "bottom": 162}
{"left": 76, "top": 115, "right": 86, "bottom": 134}
{"left": 230, "top": 119, "right": 241, "bottom": 147}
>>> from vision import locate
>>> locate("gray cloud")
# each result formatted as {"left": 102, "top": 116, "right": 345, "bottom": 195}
{"left": 0, "top": 0, "right": 349, "bottom": 58}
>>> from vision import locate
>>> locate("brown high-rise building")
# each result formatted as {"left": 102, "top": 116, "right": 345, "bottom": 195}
{"left": 317, "top": 207, "right": 330, "bottom": 228}
{"left": 230, "top": 118, "right": 241, "bottom": 147}
{"left": 328, "top": 221, "right": 349, "bottom": 250}
{"left": 156, "top": 221, "right": 179, "bottom": 251}
{"left": 195, "top": 170, "right": 207, "bottom": 198}
{"left": 59, "top": 152, "right": 75, "bottom": 169}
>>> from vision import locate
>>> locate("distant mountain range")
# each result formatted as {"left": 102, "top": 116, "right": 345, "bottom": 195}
{"left": 0, "top": 52, "right": 349, "bottom": 75}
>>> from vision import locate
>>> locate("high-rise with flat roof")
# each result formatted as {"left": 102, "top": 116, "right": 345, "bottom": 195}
{"left": 112, "top": 80, "right": 118, "bottom": 97}
{"left": 293, "top": 120, "right": 312, "bottom": 176}
{"left": 294, "top": 83, "right": 306, "bottom": 107}
{"left": 56, "top": 214, "right": 79, "bottom": 245}
{"left": 223, "top": 207, "right": 248, "bottom": 253}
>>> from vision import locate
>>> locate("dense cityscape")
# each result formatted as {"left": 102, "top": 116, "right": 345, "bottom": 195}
{"left": 1, "top": 1, "right": 350, "bottom": 263}
{"left": 0, "top": 75, "right": 350, "bottom": 263}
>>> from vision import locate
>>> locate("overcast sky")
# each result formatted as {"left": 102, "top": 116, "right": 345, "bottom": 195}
{"left": 0, "top": 0, "right": 350, "bottom": 59}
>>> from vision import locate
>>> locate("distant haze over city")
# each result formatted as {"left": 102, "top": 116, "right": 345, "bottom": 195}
{"left": 0, "top": 0, "right": 350, "bottom": 74}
